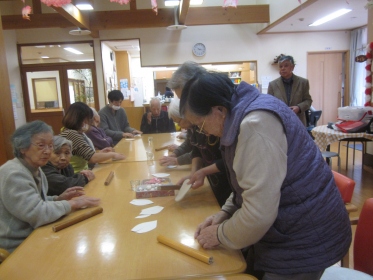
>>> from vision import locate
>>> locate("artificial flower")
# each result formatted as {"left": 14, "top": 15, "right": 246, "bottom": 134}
{"left": 22, "top": 5, "right": 31, "bottom": 20}
{"left": 151, "top": 0, "right": 157, "bottom": 15}
{"left": 223, "top": 0, "right": 238, "bottom": 8}
{"left": 110, "top": 0, "right": 131, "bottom": 4}
{"left": 40, "top": 0, "right": 72, "bottom": 7}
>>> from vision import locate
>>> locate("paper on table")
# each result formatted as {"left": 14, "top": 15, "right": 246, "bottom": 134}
{"left": 131, "top": 220, "right": 157, "bottom": 233}
{"left": 130, "top": 199, "right": 154, "bottom": 206}
{"left": 140, "top": 205, "right": 164, "bottom": 215}
{"left": 136, "top": 214, "right": 151, "bottom": 219}
{"left": 152, "top": 173, "right": 170, "bottom": 178}
{"left": 175, "top": 180, "right": 192, "bottom": 202}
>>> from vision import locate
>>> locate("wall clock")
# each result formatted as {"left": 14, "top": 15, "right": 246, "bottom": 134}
{"left": 192, "top": 43, "right": 206, "bottom": 57}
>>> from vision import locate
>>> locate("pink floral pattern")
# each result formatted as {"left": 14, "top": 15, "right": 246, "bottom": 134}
{"left": 223, "top": 0, "right": 238, "bottom": 8}
{"left": 365, "top": 42, "right": 373, "bottom": 106}
{"left": 40, "top": 0, "right": 71, "bottom": 7}
{"left": 22, "top": 5, "right": 32, "bottom": 20}
{"left": 110, "top": 0, "right": 131, "bottom": 4}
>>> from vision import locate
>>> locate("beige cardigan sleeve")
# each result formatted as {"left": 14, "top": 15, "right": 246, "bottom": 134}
{"left": 219, "top": 111, "right": 288, "bottom": 249}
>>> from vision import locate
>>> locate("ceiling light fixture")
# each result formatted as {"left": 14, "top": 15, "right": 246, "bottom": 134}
{"left": 190, "top": 0, "right": 203, "bottom": 5}
{"left": 74, "top": 0, "right": 94, "bottom": 10}
{"left": 64, "top": 47, "right": 83, "bottom": 54}
{"left": 69, "top": 27, "right": 91, "bottom": 35}
{"left": 164, "top": 0, "right": 180, "bottom": 7}
{"left": 167, "top": 6, "right": 187, "bottom": 30}
{"left": 309, "top": 8, "right": 352, "bottom": 26}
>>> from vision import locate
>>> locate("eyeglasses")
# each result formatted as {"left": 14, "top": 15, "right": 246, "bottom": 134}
{"left": 31, "top": 142, "right": 54, "bottom": 151}
{"left": 197, "top": 117, "right": 206, "bottom": 134}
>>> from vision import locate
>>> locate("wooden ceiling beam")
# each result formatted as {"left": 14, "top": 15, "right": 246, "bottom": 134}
{"left": 178, "top": 0, "right": 190, "bottom": 25}
{"left": 2, "top": 13, "right": 73, "bottom": 29}
{"left": 2, "top": 5, "right": 270, "bottom": 30}
{"left": 185, "top": 5, "right": 269, "bottom": 25}
{"left": 32, "top": 0, "right": 42, "bottom": 14}
{"left": 52, "top": 4, "right": 90, "bottom": 30}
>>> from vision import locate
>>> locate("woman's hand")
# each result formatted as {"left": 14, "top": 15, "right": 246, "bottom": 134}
{"left": 68, "top": 196, "right": 101, "bottom": 211}
{"left": 167, "top": 144, "right": 179, "bottom": 152}
{"left": 57, "top": 186, "right": 85, "bottom": 201}
{"left": 159, "top": 156, "right": 178, "bottom": 166}
{"left": 123, "top": 133, "right": 134, "bottom": 138}
{"left": 194, "top": 211, "right": 230, "bottom": 248}
{"left": 189, "top": 169, "right": 206, "bottom": 189}
{"left": 80, "top": 170, "right": 95, "bottom": 181}
{"left": 112, "top": 153, "right": 126, "bottom": 161}
{"left": 132, "top": 129, "right": 143, "bottom": 135}
{"left": 100, "top": 147, "right": 114, "bottom": 153}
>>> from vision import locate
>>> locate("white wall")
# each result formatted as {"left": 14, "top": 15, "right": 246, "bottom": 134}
{"left": 3, "top": 30, "right": 26, "bottom": 128}
{"left": 6, "top": 23, "right": 350, "bottom": 126}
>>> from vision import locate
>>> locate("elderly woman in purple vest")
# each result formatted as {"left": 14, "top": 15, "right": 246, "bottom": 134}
{"left": 179, "top": 71, "right": 351, "bottom": 280}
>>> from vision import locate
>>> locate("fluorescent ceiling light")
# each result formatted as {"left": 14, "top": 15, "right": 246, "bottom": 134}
{"left": 64, "top": 47, "right": 83, "bottom": 55}
{"left": 76, "top": 59, "right": 94, "bottom": 62}
{"left": 165, "top": 0, "right": 180, "bottom": 7}
{"left": 190, "top": 0, "right": 203, "bottom": 5}
{"left": 76, "top": 4, "right": 93, "bottom": 10}
{"left": 41, "top": 56, "right": 49, "bottom": 59}
{"left": 309, "top": 8, "right": 352, "bottom": 26}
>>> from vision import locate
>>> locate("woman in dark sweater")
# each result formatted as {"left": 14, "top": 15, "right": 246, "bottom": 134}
{"left": 41, "top": 136, "right": 95, "bottom": 196}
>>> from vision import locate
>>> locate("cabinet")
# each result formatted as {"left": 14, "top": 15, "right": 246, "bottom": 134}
{"left": 228, "top": 72, "right": 241, "bottom": 85}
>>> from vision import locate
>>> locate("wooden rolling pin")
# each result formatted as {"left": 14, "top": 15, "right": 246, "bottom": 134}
{"left": 157, "top": 234, "right": 213, "bottom": 264}
{"left": 52, "top": 207, "right": 103, "bottom": 232}
{"left": 104, "top": 171, "right": 114, "bottom": 186}
{"left": 155, "top": 145, "right": 169, "bottom": 151}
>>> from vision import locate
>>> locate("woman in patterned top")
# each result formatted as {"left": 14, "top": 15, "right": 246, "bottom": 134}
{"left": 61, "top": 102, "right": 126, "bottom": 173}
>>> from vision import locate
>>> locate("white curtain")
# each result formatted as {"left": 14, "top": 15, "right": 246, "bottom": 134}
{"left": 349, "top": 27, "right": 367, "bottom": 106}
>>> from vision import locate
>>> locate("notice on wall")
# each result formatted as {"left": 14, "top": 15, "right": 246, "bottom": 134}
{"left": 10, "top": 84, "right": 18, "bottom": 120}
{"left": 120, "top": 79, "right": 129, "bottom": 99}
{"left": 261, "top": 76, "right": 272, "bottom": 94}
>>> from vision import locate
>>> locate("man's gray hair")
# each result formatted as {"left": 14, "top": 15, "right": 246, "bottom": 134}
{"left": 168, "top": 98, "right": 181, "bottom": 119}
{"left": 150, "top": 97, "right": 161, "bottom": 107}
{"left": 167, "top": 61, "right": 207, "bottom": 90}
{"left": 11, "top": 120, "right": 53, "bottom": 158}
{"left": 279, "top": 55, "right": 295, "bottom": 65}
{"left": 53, "top": 135, "right": 72, "bottom": 153}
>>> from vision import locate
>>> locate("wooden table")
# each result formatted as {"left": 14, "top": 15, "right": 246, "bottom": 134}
{"left": 111, "top": 133, "right": 184, "bottom": 162}
{"left": 311, "top": 125, "right": 373, "bottom": 152}
{"left": 0, "top": 134, "right": 246, "bottom": 280}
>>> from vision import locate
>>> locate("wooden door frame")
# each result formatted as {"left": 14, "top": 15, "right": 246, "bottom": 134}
{"left": 307, "top": 50, "right": 350, "bottom": 106}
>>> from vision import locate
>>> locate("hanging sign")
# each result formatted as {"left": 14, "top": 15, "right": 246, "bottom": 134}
{"left": 355, "top": 55, "right": 367, "bottom": 63}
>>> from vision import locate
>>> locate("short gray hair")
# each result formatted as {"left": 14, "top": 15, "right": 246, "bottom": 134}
{"left": 168, "top": 99, "right": 181, "bottom": 119}
{"left": 150, "top": 97, "right": 161, "bottom": 107}
{"left": 11, "top": 120, "right": 53, "bottom": 158}
{"left": 53, "top": 135, "right": 72, "bottom": 153}
{"left": 167, "top": 61, "right": 207, "bottom": 90}
{"left": 90, "top": 107, "right": 99, "bottom": 117}
{"left": 279, "top": 55, "right": 295, "bottom": 65}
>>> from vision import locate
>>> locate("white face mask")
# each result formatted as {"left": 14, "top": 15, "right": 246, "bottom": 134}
{"left": 82, "top": 124, "right": 89, "bottom": 132}
{"left": 112, "top": 105, "right": 121, "bottom": 111}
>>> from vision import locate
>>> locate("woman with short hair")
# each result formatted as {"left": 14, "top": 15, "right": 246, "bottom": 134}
{"left": 41, "top": 135, "right": 95, "bottom": 196}
{"left": 85, "top": 107, "right": 114, "bottom": 150}
{"left": 0, "top": 120, "right": 100, "bottom": 253}
{"left": 180, "top": 71, "right": 351, "bottom": 280}
{"left": 61, "top": 102, "right": 126, "bottom": 173}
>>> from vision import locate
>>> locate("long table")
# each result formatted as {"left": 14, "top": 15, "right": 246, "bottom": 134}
{"left": 0, "top": 133, "right": 246, "bottom": 280}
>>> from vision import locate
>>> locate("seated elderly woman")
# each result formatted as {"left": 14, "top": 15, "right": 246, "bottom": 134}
{"left": 85, "top": 107, "right": 114, "bottom": 150}
{"left": 41, "top": 135, "right": 95, "bottom": 196}
{"left": 61, "top": 102, "right": 126, "bottom": 173}
{"left": 0, "top": 120, "right": 100, "bottom": 253}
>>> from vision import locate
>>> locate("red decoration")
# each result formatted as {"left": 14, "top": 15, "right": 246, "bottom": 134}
{"left": 365, "top": 42, "right": 373, "bottom": 106}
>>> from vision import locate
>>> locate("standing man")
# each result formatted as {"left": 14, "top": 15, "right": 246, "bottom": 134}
{"left": 140, "top": 98, "right": 176, "bottom": 134}
{"left": 99, "top": 90, "right": 142, "bottom": 145}
{"left": 267, "top": 55, "right": 312, "bottom": 126}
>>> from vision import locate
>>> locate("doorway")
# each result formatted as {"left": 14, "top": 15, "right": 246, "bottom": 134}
{"left": 307, "top": 51, "right": 348, "bottom": 125}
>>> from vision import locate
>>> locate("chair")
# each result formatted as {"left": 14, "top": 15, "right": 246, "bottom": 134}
{"left": 332, "top": 171, "right": 358, "bottom": 267}
{"left": 306, "top": 109, "right": 322, "bottom": 139}
{"left": 321, "top": 198, "right": 373, "bottom": 279}
{"left": 0, "top": 248, "right": 10, "bottom": 264}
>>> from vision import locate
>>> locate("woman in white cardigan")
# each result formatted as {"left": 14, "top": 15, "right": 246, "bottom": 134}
{"left": 0, "top": 120, "right": 100, "bottom": 253}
